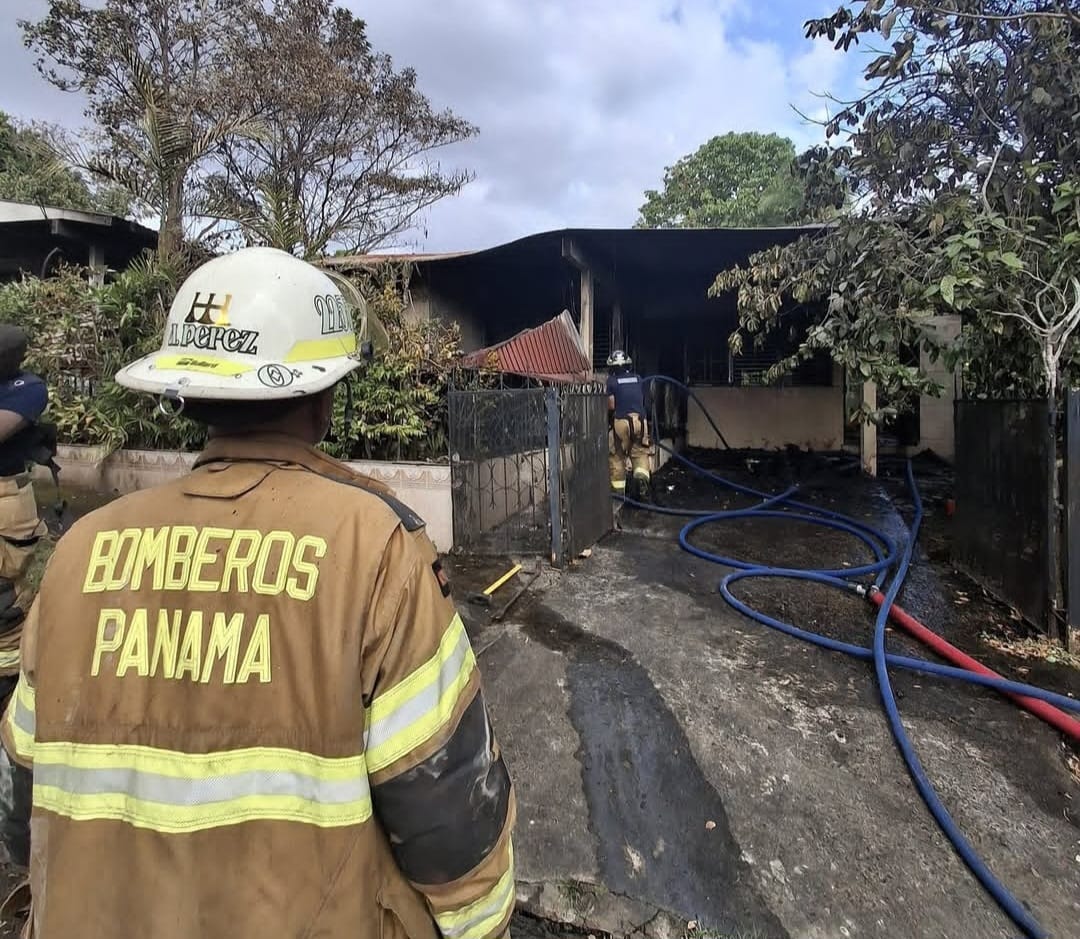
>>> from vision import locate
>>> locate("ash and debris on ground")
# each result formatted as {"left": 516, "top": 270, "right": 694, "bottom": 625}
{"left": 461, "top": 447, "right": 1080, "bottom": 939}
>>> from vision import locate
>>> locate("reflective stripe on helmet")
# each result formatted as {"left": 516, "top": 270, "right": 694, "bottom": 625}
{"left": 284, "top": 334, "right": 358, "bottom": 363}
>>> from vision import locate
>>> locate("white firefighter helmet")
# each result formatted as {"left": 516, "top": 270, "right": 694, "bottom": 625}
{"left": 115, "top": 247, "right": 384, "bottom": 401}
{"left": 606, "top": 349, "right": 632, "bottom": 368}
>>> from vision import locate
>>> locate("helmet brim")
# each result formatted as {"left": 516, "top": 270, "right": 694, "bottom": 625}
{"left": 114, "top": 349, "right": 362, "bottom": 401}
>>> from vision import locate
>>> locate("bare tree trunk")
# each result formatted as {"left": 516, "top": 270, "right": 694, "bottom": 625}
{"left": 158, "top": 173, "right": 186, "bottom": 258}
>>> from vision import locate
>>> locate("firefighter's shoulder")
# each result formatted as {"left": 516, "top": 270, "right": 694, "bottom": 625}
{"left": 306, "top": 466, "right": 426, "bottom": 533}
{"left": 309, "top": 468, "right": 453, "bottom": 596}
{"left": 365, "top": 488, "right": 425, "bottom": 533}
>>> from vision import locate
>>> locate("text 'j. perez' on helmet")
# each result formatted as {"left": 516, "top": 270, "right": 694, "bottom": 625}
{"left": 115, "top": 247, "right": 385, "bottom": 402}
{"left": 606, "top": 350, "right": 632, "bottom": 368}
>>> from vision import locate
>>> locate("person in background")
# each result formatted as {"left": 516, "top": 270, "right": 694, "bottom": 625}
{"left": 606, "top": 350, "right": 653, "bottom": 501}
{"left": 0, "top": 248, "right": 515, "bottom": 939}
{"left": 0, "top": 326, "right": 50, "bottom": 709}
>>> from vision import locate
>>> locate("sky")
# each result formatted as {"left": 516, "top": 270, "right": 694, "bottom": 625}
{"left": 1, "top": 0, "right": 863, "bottom": 253}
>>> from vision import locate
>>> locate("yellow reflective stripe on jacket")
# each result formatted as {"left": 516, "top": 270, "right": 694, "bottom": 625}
{"left": 31, "top": 741, "right": 372, "bottom": 833}
{"left": 4, "top": 676, "right": 35, "bottom": 761}
{"left": 435, "top": 846, "right": 516, "bottom": 939}
{"left": 0, "top": 648, "right": 20, "bottom": 670}
{"left": 365, "top": 614, "right": 476, "bottom": 774}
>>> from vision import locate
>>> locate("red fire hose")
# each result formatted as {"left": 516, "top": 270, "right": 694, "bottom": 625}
{"left": 868, "top": 588, "right": 1080, "bottom": 742}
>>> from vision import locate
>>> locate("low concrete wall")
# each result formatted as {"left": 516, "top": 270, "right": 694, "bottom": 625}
{"left": 687, "top": 386, "right": 844, "bottom": 451}
{"left": 346, "top": 460, "right": 453, "bottom": 553}
{"left": 37, "top": 445, "right": 454, "bottom": 552}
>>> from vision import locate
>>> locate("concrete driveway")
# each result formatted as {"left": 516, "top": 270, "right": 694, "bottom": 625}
{"left": 457, "top": 465, "right": 1080, "bottom": 939}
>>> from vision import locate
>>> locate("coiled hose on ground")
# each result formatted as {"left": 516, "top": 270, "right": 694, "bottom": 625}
{"left": 615, "top": 375, "right": 1080, "bottom": 939}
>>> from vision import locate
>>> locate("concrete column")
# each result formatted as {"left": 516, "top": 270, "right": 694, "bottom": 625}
{"left": 579, "top": 268, "right": 594, "bottom": 365}
{"left": 87, "top": 242, "right": 106, "bottom": 287}
{"left": 918, "top": 314, "right": 962, "bottom": 461}
{"left": 612, "top": 300, "right": 624, "bottom": 350}
{"left": 861, "top": 381, "right": 878, "bottom": 477}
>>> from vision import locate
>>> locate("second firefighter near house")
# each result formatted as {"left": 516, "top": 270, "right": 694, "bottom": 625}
{"left": 606, "top": 350, "right": 653, "bottom": 501}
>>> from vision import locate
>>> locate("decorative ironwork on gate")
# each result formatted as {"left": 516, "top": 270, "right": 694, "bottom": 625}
{"left": 449, "top": 385, "right": 612, "bottom": 564}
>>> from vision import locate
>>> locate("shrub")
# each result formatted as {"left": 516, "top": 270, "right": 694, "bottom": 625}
{"left": 322, "top": 270, "right": 489, "bottom": 463}
{"left": 0, "top": 255, "right": 473, "bottom": 462}
{"left": 0, "top": 257, "right": 205, "bottom": 452}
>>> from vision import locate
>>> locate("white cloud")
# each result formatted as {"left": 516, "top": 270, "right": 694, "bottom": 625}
{"left": 1, "top": 0, "right": 858, "bottom": 252}
{"left": 356, "top": 0, "right": 854, "bottom": 250}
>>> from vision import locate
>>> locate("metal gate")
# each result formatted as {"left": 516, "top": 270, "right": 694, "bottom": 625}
{"left": 449, "top": 386, "right": 612, "bottom": 564}
{"left": 558, "top": 387, "right": 612, "bottom": 559}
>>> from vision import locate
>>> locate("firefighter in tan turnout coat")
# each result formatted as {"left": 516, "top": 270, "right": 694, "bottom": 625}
{"left": 0, "top": 247, "right": 516, "bottom": 939}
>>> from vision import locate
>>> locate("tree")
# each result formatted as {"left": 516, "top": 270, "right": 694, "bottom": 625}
{"left": 21, "top": 0, "right": 261, "bottom": 256}
{"left": 713, "top": 3, "right": 1080, "bottom": 411}
{"left": 201, "top": 0, "right": 475, "bottom": 257}
{"left": 635, "top": 132, "right": 840, "bottom": 229}
{"left": 0, "top": 112, "right": 130, "bottom": 216}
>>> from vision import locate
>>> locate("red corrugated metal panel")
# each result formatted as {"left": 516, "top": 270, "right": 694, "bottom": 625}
{"left": 459, "top": 312, "right": 591, "bottom": 383}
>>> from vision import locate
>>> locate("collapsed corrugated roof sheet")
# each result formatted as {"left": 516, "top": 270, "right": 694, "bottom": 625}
{"left": 458, "top": 311, "right": 591, "bottom": 383}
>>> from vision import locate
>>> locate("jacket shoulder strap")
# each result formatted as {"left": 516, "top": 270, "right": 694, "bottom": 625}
{"left": 302, "top": 465, "right": 427, "bottom": 533}
{"left": 367, "top": 489, "right": 426, "bottom": 533}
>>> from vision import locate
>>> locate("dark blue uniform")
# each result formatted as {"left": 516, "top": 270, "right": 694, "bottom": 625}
{"left": 606, "top": 372, "right": 646, "bottom": 418}
{"left": 0, "top": 373, "right": 48, "bottom": 477}
{"left": 607, "top": 371, "right": 651, "bottom": 495}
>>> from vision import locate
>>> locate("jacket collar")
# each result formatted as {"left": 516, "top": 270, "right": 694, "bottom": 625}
{"left": 195, "top": 433, "right": 354, "bottom": 481}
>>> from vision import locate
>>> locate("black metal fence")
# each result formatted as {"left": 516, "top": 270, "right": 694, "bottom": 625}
{"left": 559, "top": 388, "right": 613, "bottom": 559}
{"left": 954, "top": 399, "right": 1051, "bottom": 629}
{"left": 449, "top": 386, "right": 612, "bottom": 564}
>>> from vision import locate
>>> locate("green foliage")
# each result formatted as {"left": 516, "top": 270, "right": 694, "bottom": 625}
{"left": 22, "top": 0, "right": 475, "bottom": 257}
{"left": 935, "top": 172, "right": 1080, "bottom": 401}
{"left": 713, "top": 2, "right": 1080, "bottom": 411}
{"left": 0, "top": 256, "right": 463, "bottom": 462}
{"left": 321, "top": 270, "right": 479, "bottom": 462}
{"left": 22, "top": 0, "right": 265, "bottom": 256}
{"left": 636, "top": 132, "right": 843, "bottom": 229}
{"left": 0, "top": 111, "right": 131, "bottom": 215}
{"left": 714, "top": 216, "right": 940, "bottom": 420}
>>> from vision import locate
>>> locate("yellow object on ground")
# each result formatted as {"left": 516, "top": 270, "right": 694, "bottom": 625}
{"left": 484, "top": 564, "right": 523, "bottom": 596}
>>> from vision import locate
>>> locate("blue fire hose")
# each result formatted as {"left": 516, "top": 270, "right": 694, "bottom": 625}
{"left": 613, "top": 374, "right": 1080, "bottom": 939}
